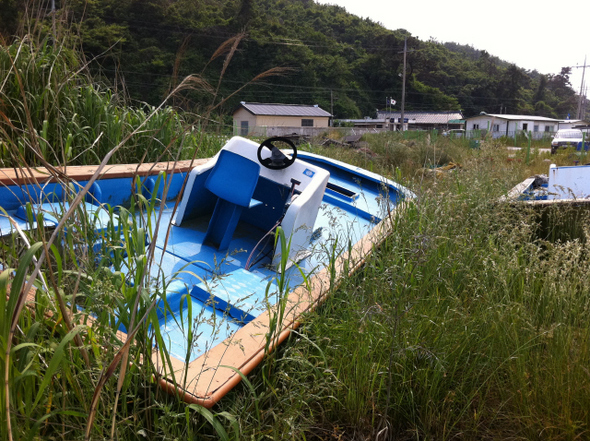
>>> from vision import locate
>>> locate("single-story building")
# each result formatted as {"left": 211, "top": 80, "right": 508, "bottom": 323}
{"left": 233, "top": 102, "right": 332, "bottom": 137}
{"left": 558, "top": 119, "right": 590, "bottom": 130}
{"left": 464, "top": 113, "right": 562, "bottom": 139}
{"left": 376, "top": 111, "right": 464, "bottom": 131}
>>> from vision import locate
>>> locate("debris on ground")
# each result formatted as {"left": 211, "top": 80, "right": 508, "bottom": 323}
{"left": 355, "top": 147, "right": 377, "bottom": 158}
{"left": 421, "top": 162, "right": 461, "bottom": 178}
{"left": 322, "top": 135, "right": 363, "bottom": 148}
{"left": 343, "top": 134, "right": 362, "bottom": 146}
{"left": 321, "top": 138, "right": 345, "bottom": 147}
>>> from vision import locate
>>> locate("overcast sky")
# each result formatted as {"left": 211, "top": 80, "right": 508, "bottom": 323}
{"left": 316, "top": 0, "right": 589, "bottom": 95}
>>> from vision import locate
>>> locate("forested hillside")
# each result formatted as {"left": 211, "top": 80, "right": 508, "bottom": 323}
{"left": 1, "top": 0, "right": 580, "bottom": 120}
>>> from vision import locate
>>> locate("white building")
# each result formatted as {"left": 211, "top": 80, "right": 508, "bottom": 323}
{"left": 558, "top": 119, "right": 589, "bottom": 130}
{"left": 464, "top": 114, "right": 561, "bottom": 139}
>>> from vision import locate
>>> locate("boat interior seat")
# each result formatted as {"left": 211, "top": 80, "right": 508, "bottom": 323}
{"left": 0, "top": 181, "right": 109, "bottom": 237}
{"left": 203, "top": 150, "right": 261, "bottom": 250}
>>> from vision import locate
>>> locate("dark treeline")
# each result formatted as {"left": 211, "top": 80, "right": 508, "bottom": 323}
{"left": 1, "top": 0, "right": 580, "bottom": 120}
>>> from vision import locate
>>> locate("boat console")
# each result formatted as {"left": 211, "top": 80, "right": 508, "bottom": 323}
{"left": 173, "top": 136, "right": 329, "bottom": 268}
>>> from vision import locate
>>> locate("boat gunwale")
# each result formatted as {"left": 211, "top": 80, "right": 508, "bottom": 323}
{"left": 0, "top": 160, "right": 205, "bottom": 186}
{"left": 296, "top": 151, "right": 416, "bottom": 200}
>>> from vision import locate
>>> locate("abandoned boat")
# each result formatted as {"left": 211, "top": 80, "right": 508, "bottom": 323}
{"left": 0, "top": 136, "right": 414, "bottom": 407}
{"left": 504, "top": 163, "right": 590, "bottom": 204}
{"left": 502, "top": 162, "right": 590, "bottom": 242}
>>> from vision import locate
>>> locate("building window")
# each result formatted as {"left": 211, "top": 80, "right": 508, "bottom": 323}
{"left": 545, "top": 126, "right": 554, "bottom": 132}
{"left": 534, "top": 125, "right": 539, "bottom": 132}
{"left": 523, "top": 123, "right": 528, "bottom": 131}
{"left": 240, "top": 121, "right": 249, "bottom": 136}
{"left": 473, "top": 123, "right": 480, "bottom": 130}
{"left": 493, "top": 124, "right": 499, "bottom": 132}
{"left": 301, "top": 119, "right": 314, "bottom": 127}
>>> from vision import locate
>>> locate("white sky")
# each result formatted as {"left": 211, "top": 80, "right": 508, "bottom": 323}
{"left": 316, "top": 0, "right": 589, "bottom": 95}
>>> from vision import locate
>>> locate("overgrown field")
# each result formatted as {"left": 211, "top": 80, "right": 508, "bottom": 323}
{"left": 217, "top": 140, "right": 590, "bottom": 440}
{"left": 3, "top": 37, "right": 590, "bottom": 441}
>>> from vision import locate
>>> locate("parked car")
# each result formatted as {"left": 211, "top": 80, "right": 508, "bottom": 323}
{"left": 551, "top": 129, "right": 587, "bottom": 154}
{"left": 442, "top": 129, "right": 465, "bottom": 138}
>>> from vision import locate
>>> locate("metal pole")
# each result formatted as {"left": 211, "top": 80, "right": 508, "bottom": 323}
{"left": 386, "top": 96, "right": 389, "bottom": 129}
{"left": 526, "top": 131, "right": 531, "bottom": 165}
{"left": 330, "top": 89, "right": 333, "bottom": 125}
{"left": 51, "top": 0, "right": 56, "bottom": 40}
{"left": 400, "top": 37, "right": 407, "bottom": 132}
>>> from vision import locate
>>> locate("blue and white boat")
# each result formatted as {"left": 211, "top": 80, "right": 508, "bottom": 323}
{"left": 0, "top": 136, "right": 414, "bottom": 406}
{"left": 505, "top": 163, "right": 590, "bottom": 203}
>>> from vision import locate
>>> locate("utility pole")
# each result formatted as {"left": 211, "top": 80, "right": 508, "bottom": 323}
{"left": 577, "top": 57, "right": 587, "bottom": 120}
{"left": 568, "top": 61, "right": 590, "bottom": 120}
{"left": 584, "top": 86, "right": 589, "bottom": 120}
{"left": 400, "top": 37, "right": 407, "bottom": 132}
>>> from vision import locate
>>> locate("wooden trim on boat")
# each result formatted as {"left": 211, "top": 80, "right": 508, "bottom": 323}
{"left": 0, "top": 159, "right": 206, "bottom": 186}
{"left": 14, "top": 287, "right": 128, "bottom": 342}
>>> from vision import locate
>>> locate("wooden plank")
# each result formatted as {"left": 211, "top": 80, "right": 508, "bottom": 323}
{"left": 499, "top": 177, "right": 536, "bottom": 202}
{"left": 0, "top": 159, "right": 207, "bottom": 186}
{"left": 17, "top": 287, "right": 127, "bottom": 342}
{"left": 513, "top": 198, "right": 590, "bottom": 206}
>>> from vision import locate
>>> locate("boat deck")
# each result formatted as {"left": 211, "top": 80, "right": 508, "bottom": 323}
{"left": 139, "top": 190, "right": 379, "bottom": 363}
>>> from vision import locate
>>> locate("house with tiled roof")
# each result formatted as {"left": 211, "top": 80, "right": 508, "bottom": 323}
{"left": 233, "top": 102, "right": 332, "bottom": 137}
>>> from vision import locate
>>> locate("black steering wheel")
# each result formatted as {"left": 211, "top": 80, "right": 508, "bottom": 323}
{"left": 257, "top": 137, "right": 298, "bottom": 170}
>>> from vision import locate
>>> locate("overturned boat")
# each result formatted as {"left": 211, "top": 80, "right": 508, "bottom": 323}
{"left": 0, "top": 136, "right": 414, "bottom": 407}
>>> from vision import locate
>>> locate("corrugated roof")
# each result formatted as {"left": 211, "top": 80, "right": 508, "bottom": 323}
{"left": 465, "top": 114, "right": 561, "bottom": 122}
{"left": 239, "top": 102, "right": 332, "bottom": 117}
{"left": 377, "top": 111, "right": 464, "bottom": 125}
{"left": 339, "top": 119, "right": 388, "bottom": 124}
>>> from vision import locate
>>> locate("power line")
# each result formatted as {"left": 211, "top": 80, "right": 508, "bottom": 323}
{"left": 97, "top": 67, "right": 532, "bottom": 103}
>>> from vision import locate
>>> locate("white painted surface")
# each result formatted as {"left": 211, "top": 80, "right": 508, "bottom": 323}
{"left": 465, "top": 115, "right": 559, "bottom": 139}
{"left": 548, "top": 164, "right": 590, "bottom": 200}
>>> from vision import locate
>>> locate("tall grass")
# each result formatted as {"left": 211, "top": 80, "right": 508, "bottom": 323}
{"left": 0, "top": 37, "right": 226, "bottom": 168}
{"left": 216, "top": 142, "right": 590, "bottom": 440}
{"left": 0, "top": 29, "right": 302, "bottom": 440}
{"left": 0, "top": 34, "right": 202, "bottom": 440}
